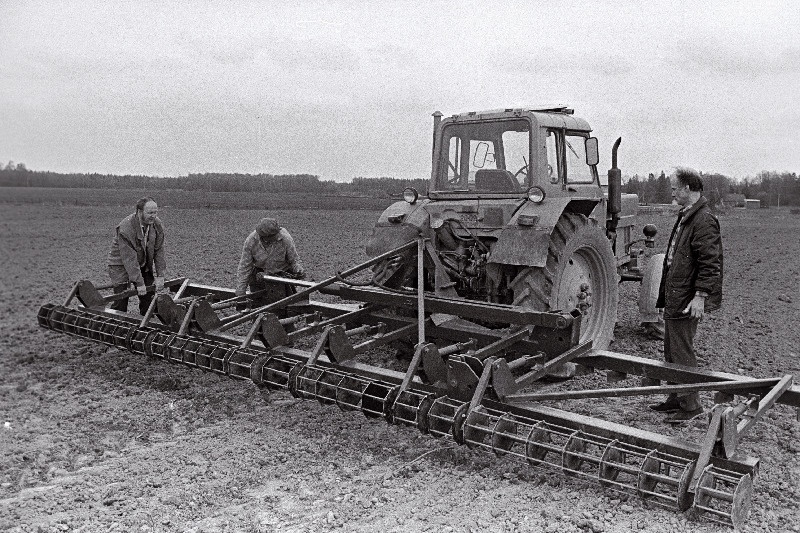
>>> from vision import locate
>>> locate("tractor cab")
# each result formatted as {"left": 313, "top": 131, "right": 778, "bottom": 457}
{"left": 429, "top": 106, "right": 604, "bottom": 208}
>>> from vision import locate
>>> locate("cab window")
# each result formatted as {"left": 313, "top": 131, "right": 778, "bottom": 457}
{"left": 437, "top": 119, "right": 530, "bottom": 192}
{"left": 543, "top": 130, "right": 560, "bottom": 184}
{"left": 565, "top": 134, "right": 595, "bottom": 184}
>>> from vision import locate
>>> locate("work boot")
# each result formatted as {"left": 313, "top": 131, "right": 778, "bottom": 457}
{"left": 648, "top": 398, "right": 681, "bottom": 413}
{"left": 643, "top": 322, "right": 665, "bottom": 340}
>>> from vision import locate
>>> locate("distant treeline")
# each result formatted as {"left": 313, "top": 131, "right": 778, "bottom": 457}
{"left": 0, "top": 163, "right": 428, "bottom": 198}
{"left": 2, "top": 162, "right": 798, "bottom": 206}
{"left": 622, "top": 170, "right": 800, "bottom": 207}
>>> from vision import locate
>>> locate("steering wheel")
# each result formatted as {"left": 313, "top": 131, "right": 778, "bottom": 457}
{"left": 513, "top": 157, "right": 529, "bottom": 181}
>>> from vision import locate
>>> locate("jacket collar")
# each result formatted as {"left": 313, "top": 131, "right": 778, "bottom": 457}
{"left": 679, "top": 196, "right": 708, "bottom": 225}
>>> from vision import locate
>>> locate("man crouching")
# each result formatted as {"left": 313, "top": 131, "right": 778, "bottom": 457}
{"left": 235, "top": 217, "right": 305, "bottom": 313}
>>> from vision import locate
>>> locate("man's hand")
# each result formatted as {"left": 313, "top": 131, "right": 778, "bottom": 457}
{"left": 235, "top": 291, "right": 248, "bottom": 312}
{"left": 293, "top": 269, "right": 306, "bottom": 280}
{"left": 683, "top": 295, "right": 705, "bottom": 318}
{"left": 154, "top": 277, "right": 165, "bottom": 292}
{"left": 136, "top": 283, "right": 148, "bottom": 297}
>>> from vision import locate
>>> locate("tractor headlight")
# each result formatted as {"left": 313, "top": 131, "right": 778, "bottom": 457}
{"left": 403, "top": 187, "right": 419, "bottom": 204}
{"left": 527, "top": 186, "right": 546, "bottom": 203}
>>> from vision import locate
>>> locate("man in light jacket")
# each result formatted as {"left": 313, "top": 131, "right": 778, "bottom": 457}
{"left": 107, "top": 197, "right": 166, "bottom": 314}
{"left": 235, "top": 217, "right": 304, "bottom": 311}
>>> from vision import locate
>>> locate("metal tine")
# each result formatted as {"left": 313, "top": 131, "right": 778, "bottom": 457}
{"left": 281, "top": 311, "right": 319, "bottom": 327}
{"left": 288, "top": 306, "right": 375, "bottom": 340}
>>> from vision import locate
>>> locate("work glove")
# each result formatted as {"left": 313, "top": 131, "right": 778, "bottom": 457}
{"left": 136, "top": 283, "right": 148, "bottom": 297}
{"left": 154, "top": 276, "right": 165, "bottom": 292}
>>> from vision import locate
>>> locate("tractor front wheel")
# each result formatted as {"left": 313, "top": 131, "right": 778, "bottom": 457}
{"left": 510, "top": 213, "right": 619, "bottom": 350}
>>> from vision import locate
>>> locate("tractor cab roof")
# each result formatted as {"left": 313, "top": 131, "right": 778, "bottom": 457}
{"left": 447, "top": 105, "right": 592, "bottom": 132}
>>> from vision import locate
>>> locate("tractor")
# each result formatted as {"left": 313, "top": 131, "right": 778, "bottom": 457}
{"left": 367, "top": 105, "right": 661, "bottom": 351}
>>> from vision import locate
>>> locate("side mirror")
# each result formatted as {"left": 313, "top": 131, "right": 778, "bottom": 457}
{"left": 473, "top": 142, "right": 489, "bottom": 168}
{"left": 585, "top": 137, "right": 599, "bottom": 166}
{"left": 584, "top": 137, "right": 600, "bottom": 166}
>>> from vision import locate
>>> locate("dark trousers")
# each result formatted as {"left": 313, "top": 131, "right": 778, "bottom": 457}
{"left": 664, "top": 316, "right": 701, "bottom": 411}
{"left": 110, "top": 268, "right": 154, "bottom": 315}
{"left": 248, "top": 269, "right": 295, "bottom": 319}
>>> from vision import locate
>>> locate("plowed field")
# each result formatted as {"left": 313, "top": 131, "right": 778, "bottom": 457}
{"left": 1, "top": 200, "right": 798, "bottom": 533}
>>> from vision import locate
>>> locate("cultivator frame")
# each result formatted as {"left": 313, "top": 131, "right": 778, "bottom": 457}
{"left": 38, "top": 239, "right": 798, "bottom": 529}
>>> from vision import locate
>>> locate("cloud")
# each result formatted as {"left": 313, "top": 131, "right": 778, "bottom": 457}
{"left": 669, "top": 40, "right": 800, "bottom": 77}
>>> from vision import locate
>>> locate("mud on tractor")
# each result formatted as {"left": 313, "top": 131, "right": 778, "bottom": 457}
{"left": 38, "top": 106, "right": 798, "bottom": 529}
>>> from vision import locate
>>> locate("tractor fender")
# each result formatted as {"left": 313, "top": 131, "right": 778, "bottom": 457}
{"left": 488, "top": 198, "right": 597, "bottom": 267}
{"left": 365, "top": 200, "right": 432, "bottom": 257}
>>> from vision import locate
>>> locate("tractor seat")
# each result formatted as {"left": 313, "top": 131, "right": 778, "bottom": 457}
{"left": 474, "top": 169, "right": 519, "bottom": 193}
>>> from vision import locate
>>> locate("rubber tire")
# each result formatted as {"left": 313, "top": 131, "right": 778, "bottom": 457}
{"left": 510, "top": 213, "right": 619, "bottom": 350}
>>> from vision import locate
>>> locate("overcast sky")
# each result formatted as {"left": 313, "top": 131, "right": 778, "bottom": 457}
{"left": 2, "top": 1, "right": 798, "bottom": 182}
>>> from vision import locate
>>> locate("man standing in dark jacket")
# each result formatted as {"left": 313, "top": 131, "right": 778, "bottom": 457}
{"left": 107, "top": 197, "right": 167, "bottom": 314}
{"left": 650, "top": 169, "right": 723, "bottom": 422}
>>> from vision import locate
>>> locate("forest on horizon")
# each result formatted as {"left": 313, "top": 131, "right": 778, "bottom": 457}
{"left": 1, "top": 162, "right": 798, "bottom": 207}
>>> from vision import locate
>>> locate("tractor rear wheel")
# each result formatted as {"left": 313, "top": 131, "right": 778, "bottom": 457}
{"left": 510, "top": 213, "right": 618, "bottom": 350}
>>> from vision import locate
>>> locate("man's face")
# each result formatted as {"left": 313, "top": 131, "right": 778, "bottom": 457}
{"left": 140, "top": 201, "right": 159, "bottom": 225}
{"left": 671, "top": 180, "right": 690, "bottom": 206}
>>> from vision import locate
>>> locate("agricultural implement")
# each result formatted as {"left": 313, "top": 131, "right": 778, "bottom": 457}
{"left": 39, "top": 245, "right": 798, "bottom": 529}
{"left": 38, "top": 106, "right": 798, "bottom": 529}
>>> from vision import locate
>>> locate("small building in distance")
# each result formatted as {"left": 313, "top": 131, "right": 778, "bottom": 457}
{"left": 745, "top": 198, "right": 761, "bottom": 209}
{"left": 723, "top": 193, "right": 746, "bottom": 207}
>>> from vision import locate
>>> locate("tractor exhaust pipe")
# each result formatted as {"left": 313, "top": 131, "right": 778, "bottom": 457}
{"left": 607, "top": 137, "right": 622, "bottom": 241}
{"left": 608, "top": 137, "right": 622, "bottom": 215}
{"left": 431, "top": 111, "right": 443, "bottom": 181}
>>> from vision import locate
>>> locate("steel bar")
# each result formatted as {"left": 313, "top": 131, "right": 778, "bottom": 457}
{"left": 735, "top": 374, "right": 794, "bottom": 437}
{"left": 439, "top": 339, "right": 477, "bottom": 357}
{"left": 177, "top": 299, "right": 200, "bottom": 336}
{"left": 417, "top": 237, "right": 425, "bottom": 345}
{"left": 468, "top": 328, "right": 530, "bottom": 362}
{"left": 338, "top": 286, "right": 574, "bottom": 329}
{"left": 97, "top": 278, "right": 186, "bottom": 304}
{"left": 240, "top": 315, "right": 264, "bottom": 349}
{"left": 579, "top": 350, "right": 800, "bottom": 408}
{"left": 351, "top": 322, "right": 420, "bottom": 354}
{"left": 287, "top": 306, "right": 377, "bottom": 340}
{"left": 139, "top": 293, "right": 159, "bottom": 327}
{"left": 63, "top": 282, "right": 81, "bottom": 307}
{"left": 209, "top": 287, "right": 273, "bottom": 310}
{"left": 513, "top": 341, "right": 593, "bottom": 388}
{"left": 504, "top": 377, "right": 785, "bottom": 403}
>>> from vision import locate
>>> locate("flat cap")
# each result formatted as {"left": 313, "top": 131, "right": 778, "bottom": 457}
{"left": 256, "top": 218, "right": 280, "bottom": 237}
